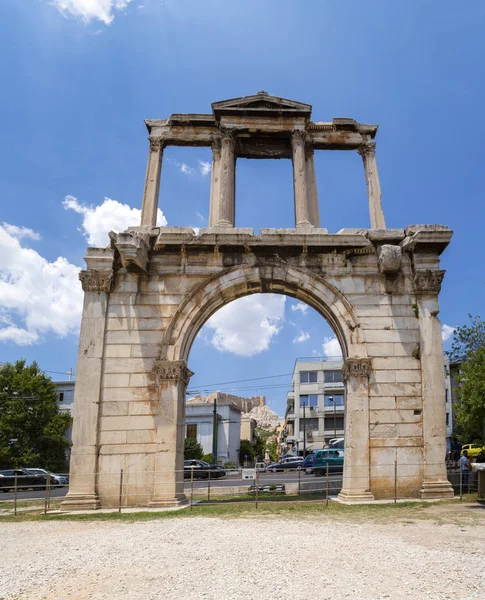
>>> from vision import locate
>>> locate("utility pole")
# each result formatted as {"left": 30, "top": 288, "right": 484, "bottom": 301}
{"left": 68, "top": 368, "right": 73, "bottom": 382}
{"left": 302, "top": 399, "right": 307, "bottom": 456}
{"left": 212, "top": 398, "right": 218, "bottom": 465}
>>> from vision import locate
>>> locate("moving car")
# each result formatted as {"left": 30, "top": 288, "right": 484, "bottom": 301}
{"left": 302, "top": 454, "right": 315, "bottom": 474}
{"left": 0, "top": 469, "right": 51, "bottom": 492}
{"left": 267, "top": 457, "right": 304, "bottom": 473}
{"left": 183, "top": 460, "right": 226, "bottom": 479}
{"left": 312, "top": 449, "right": 344, "bottom": 476}
{"left": 25, "top": 468, "right": 69, "bottom": 486}
{"left": 461, "top": 444, "right": 485, "bottom": 459}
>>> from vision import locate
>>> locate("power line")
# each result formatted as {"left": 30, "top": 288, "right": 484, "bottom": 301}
{"left": 190, "top": 372, "right": 294, "bottom": 388}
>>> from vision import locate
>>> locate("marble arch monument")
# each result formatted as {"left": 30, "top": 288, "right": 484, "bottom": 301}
{"left": 62, "top": 92, "right": 453, "bottom": 509}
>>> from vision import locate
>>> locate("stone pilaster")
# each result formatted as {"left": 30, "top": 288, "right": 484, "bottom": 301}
{"left": 358, "top": 142, "right": 386, "bottom": 230}
{"left": 61, "top": 251, "right": 115, "bottom": 511}
{"left": 208, "top": 138, "right": 222, "bottom": 227}
{"left": 292, "top": 131, "right": 312, "bottom": 228}
{"left": 214, "top": 128, "right": 236, "bottom": 227}
{"left": 140, "top": 136, "right": 164, "bottom": 227}
{"left": 149, "top": 360, "right": 194, "bottom": 507}
{"left": 338, "top": 358, "right": 375, "bottom": 503}
{"left": 414, "top": 269, "right": 454, "bottom": 499}
{"left": 305, "top": 144, "right": 320, "bottom": 228}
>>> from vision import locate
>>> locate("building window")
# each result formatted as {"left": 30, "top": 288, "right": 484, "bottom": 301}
{"left": 58, "top": 392, "right": 64, "bottom": 402}
{"left": 186, "top": 424, "right": 197, "bottom": 439}
{"left": 324, "top": 370, "right": 342, "bottom": 384}
{"left": 446, "top": 413, "right": 449, "bottom": 426}
{"left": 299, "top": 418, "right": 319, "bottom": 431}
{"left": 300, "top": 394, "right": 318, "bottom": 407}
{"left": 324, "top": 394, "right": 344, "bottom": 407}
{"left": 324, "top": 416, "right": 344, "bottom": 431}
{"left": 300, "top": 371, "right": 318, "bottom": 384}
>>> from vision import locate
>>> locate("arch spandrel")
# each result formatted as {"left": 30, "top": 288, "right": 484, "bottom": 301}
{"left": 160, "top": 263, "right": 365, "bottom": 365}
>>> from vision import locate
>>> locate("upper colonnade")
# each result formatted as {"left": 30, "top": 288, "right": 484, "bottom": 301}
{"left": 140, "top": 91, "right": 386, "bottom": 231}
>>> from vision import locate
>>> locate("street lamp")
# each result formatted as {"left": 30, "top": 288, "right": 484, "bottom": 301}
{"left": 328, "top": 396, "right": 336, "bottom": 440}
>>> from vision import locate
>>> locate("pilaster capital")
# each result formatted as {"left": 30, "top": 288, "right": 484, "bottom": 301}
{"left": 342, "top": 358, "right": 372, "bottom": 382}
{"left": 79, "top": 269, "right": 114, "bottom": 293}
{"left": 357, "top": 141, "right": 376, "bottom": 158}
{"left": 156, "top": 360, "right": 194, "bottom": 386}
{"left": 148, "top": 136, "right": 165, "bottom": 152}
{"left": 220, "top": 127, "right": 237, "bottom": 141}
{"left": 413, "top": 269, "right": 445, "bottom": 294}
{"left": 292, "top": 129, "right": 306, "bottom": 144}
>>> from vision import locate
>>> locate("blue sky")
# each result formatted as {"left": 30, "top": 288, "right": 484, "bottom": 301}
{"left": 0, "top": 0, "right": 484, "bottom": 415}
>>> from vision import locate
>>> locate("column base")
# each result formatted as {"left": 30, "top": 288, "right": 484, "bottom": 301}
{"left": 296, "top": 221, "right": 314, "bottom": 228}
{"left": 337, "top": 489, "right": 375, "bottom": 504}
{"left": 149, "top": 493, "right": 188, "bottom": 508}
{"left": 60, "top": 493, "right": 101, "bottom": 511}
{"left": 420, "top": 481, "right": 454, "bottom": 500}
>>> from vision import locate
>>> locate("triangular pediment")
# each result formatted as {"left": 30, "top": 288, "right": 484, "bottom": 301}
{"left": 212, "top": 91, "right": 311, "bottom": 118}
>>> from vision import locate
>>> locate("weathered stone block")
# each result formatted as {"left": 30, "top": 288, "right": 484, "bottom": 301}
{"left": 101, "top": 401, "right": 129, "bottom": 417}
{"left": 101, "top": 415, "right": 155, "bottom": 431}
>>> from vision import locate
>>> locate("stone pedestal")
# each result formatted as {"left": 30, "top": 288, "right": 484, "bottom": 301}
{"left": 338, "top": 358, "right": 375, "bottom": 503}
{"left": 141, "top": 137, "right": 164, "bottom": 227}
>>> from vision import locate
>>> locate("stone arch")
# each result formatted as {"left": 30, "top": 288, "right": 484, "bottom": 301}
{"left": 160, "top": 263, "right": 366, "bottom": 365}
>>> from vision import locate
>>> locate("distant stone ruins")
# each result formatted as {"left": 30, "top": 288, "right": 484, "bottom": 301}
{"left": 62, "top": 92, "right": 453, "bottom": 510}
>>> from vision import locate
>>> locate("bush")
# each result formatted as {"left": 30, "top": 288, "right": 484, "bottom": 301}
{"left": 184, "top": 438, "right": 203, "bottom": 460}
{"left": 223, "top": 461, "right": 237, "bottom": 470}
{"left": 202, "top": 453, "right": 213, "bottom": 464}
{"left": 239, "top": 439, "right": 254, "bottom": 464}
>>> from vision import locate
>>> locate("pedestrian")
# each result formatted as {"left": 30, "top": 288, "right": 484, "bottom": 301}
{"left": 452, "top": 437, "right": 462, "bottom": 462}
{"left": 475, "top": 449, "right": 485, "bottom": 464}
{"left": 460, "top": 450, "right": 471, "bottom": 491}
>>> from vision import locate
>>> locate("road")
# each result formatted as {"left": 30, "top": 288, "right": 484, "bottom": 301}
{"left": 0, "top": 471, "right": 343, "bottom": 502}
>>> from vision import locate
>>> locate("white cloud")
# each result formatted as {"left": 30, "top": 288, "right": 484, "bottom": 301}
{"left": 195, "top": 211, "right": 205, "bottom": 223}
{"left": 180, "top": 163, "right": 196, "bottom": 175}
{"left": 204, "top": 294, "right": 286, "bottom": 357}
{"left": 293, "top": 331, "right": 310, "bottom": 344}
{"left": 1, "top": 223, "right": 41, "bottom": 241}
{"left": 63, "top": 195, "right": 167, "bottom": 247}
{"left": 52, "top": 0, "right": 133, "bottom": 25}
{"left": 0, "top": 224, "right": 83, "bottom": 346}
{"left": 199, "top": 161, "right": 212, "bottom": 176}
{"left": 322, "top": 336, "right": 342, "bottom": 359}
{"left": 291, "top": 302, "right": 308, "bottom": 316}
{"left": 441, "top": 324, "right": 456, "bottom": 342}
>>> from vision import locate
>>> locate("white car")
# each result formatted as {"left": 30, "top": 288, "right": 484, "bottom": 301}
{"left": 25, "top": 468, "right": 69, "bottom": 486}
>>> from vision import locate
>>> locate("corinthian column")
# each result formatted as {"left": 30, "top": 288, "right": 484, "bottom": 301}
{"left": 292, "top": 131, "right": 312, "bottom": 228}
{"left": 61, "top": 250, "right": 115, "bottom": 511}
{"left": 214, "top": 128, "right": 236, "bottom": 227}
{"left": 208, "top": 138, "right": 222, "bottom": 227}
{"left": 338, "top": 358, "right": 375, "bottom": 503}
{"left": 358, "top": 142, "right": 386, "bottom": 230}
{"left": 140, "top": 137, "right": 164, "bottom": 227}
{"left": 306, "top": 144, "right": 320, "bottom": 227}
{"left": 414, "top": 269, "right": 454, "bottom": 499}
{"left": 149, "top": 360, "right": 193, "bottom": 507}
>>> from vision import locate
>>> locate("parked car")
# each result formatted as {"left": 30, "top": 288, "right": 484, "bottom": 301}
{"left": 327, "top": 438, "right": 345, "bottom": 450}
{"left": 302, "top": 454, "right": 315, "bottom": 474}
{"left": 183, "top": 460, "right": 226, "bottom": 479}
{"left": 267, "top": 457, "right": 304, "bottom": 473}
{"left": 25, "top": 468, "right": 69, "bottom": 487}
{"left": 0, "top": 469, "right": 52, "bottom": 492}
{"left": 461, "top": 444, "right": 485, "bottom": 459}
{"left": 312, "top": 449, "right": 344, "bottom": 476}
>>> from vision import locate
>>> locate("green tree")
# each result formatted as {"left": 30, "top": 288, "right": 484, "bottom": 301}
{"left": 239, "top": 439, "right": 254, "bottom": 464}
{"left": 184, "top": 437, "right": 203, "bottom": 460}
{"left": 448, "top": 316, "right": 485, "bottom": 443}
{"left": 0, "top": 360, "right": 72, "bottom": 470}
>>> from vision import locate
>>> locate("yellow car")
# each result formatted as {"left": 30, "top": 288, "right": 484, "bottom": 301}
{"left": 461, "top": 444, "right": 485, "bottom": 458}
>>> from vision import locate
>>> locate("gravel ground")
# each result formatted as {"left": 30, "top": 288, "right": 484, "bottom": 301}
{"left": 1, "top": 510, "right": 485, "bottom": 600}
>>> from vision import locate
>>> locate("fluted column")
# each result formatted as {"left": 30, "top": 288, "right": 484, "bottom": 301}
{"left": 358, "top": 142, "right": 386, "bottom": 229}
{"left": 208, "top": 138, "right": 222, "bottom": 227}
{"left": 292, "top": 131, "right": 312, "bottom": 228}
{"left": 149, "top": 360, "right": 193, "bottom": 507}
{"left": 414, "top": 270, "right": 454, "bottom": 499}
{"left": 214, "top": 128, "right": 236, "bottom": 227}
{"left": 338, "top": 358, "right": 375, "bottom": 503}
{"left": 306, "top": 144, "right": 320, "bottom": 227}
{"left": 140, "top": 137, "right": 164, "bottom": 227}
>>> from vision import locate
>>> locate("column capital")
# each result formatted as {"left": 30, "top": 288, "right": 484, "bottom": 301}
{"left": 292, "top": 129, "right": 306, "bottom": 143}
{"left": 148, "top": 136, "right": 165, "bottom": 152}
{"left": 358, "top": 141, "right": 376, "bottom": 158}
{"left": 156, "top": 360, "right": 194, "bottom": 386}
{"left": 342, "top": 358, "right": 372, "bottom": 382}
{"left": 413, "top": 269, "right": 445, "bottom": 294}
{"left": 79, "top": 269, "right": 114, "bottom": 293}
{"left": 220, "top": 126, "right": 237, "bottom": 140}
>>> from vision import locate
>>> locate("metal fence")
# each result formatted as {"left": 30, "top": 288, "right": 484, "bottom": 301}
{"left": 0, "top": 462, "right": 480, "bottom": 516}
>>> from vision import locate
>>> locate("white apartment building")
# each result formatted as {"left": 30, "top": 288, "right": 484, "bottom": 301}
{"left": 284, "top": 359, "right": 345, "bottom": 454}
